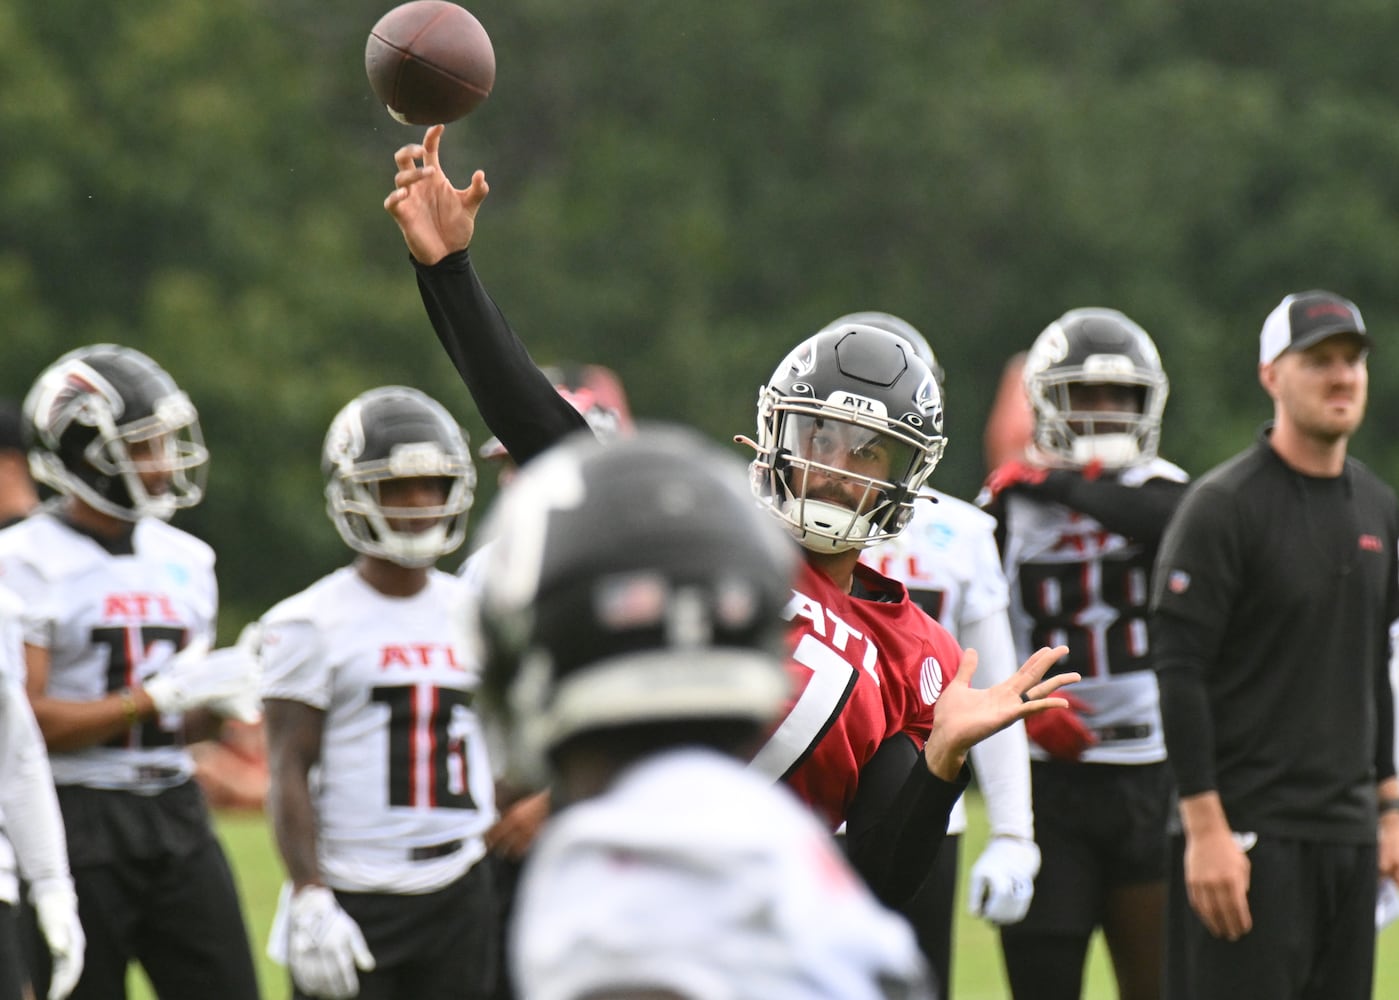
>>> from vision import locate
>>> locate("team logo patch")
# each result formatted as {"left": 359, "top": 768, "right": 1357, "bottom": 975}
{"left": 1167, "top": 569, "right": 1191, "bottom": 594}
{"left": 1358, "top": 534, "right": 1383, "bottom": 553}
{"left": 919, "top": 656, "right": 944, "bottom": 705}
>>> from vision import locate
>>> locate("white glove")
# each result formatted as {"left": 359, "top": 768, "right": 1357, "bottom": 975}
{"left": 205, "top": 624, "right": 265, "bottom": 723}
{"left": 967, "top": 836, "right": 1041, "bottom": 925}
{"left": 32, "top": 881, "right": 85, "bottom": 1000}
{"left": 144, "top": 637, "right": 260, "bottom": 718}
{"left": 287, "top": 885, "right": 375, "bottom": 999}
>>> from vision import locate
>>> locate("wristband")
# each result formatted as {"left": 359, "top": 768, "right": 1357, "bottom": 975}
{"left": 119, "top": 688, "right": 141, "bottom": 727}
{"left": 1379, "top": 797, "right": 1399, "bottom": 815}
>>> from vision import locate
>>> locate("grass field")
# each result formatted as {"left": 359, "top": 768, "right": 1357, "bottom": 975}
{"left": 130, "top": 793, "right": 1399, "bottom": 999}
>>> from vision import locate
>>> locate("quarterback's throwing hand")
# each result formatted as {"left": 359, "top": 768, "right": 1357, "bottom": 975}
{"left": 384, "top": 124, "right": 490, "bottom": 266}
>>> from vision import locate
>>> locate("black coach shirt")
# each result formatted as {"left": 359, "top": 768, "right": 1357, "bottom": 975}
{"left": 1150, "top": 425, "right": 1399, "bottom": 842}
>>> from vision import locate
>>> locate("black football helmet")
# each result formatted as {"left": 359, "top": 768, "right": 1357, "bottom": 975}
{"left": 1023, "top": 308, "right": 1169, "bottom": 470}
{"left": 23, "top": 344, "right": 208, "bottom": 522}
{"left": 740, "top": 324, "right": 946, "bottom": 553}
{"left": 474, "top": 425, "right": 797, "bottom": 785}
{"left": 323, "top": 386, "right": 475, "bottom": 567}
{"left": 823, "top": 311, "right": 946, "bottom": 389}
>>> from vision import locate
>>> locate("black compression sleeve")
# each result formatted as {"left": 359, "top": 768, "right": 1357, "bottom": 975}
{"left": 413, "top": 250, "right": 590, "bottom": 465}
{"left": 1035, "top": 472, "right": 1188, "bottom": 544}
{"left": 842, "top": 734, "right": 969, "bottom": 908}
{"left": 1375, "top": 628, "right": 1397, "bottom": 781}
{"left": 1152, "top": 610, "right": 1219, "bottom": 797}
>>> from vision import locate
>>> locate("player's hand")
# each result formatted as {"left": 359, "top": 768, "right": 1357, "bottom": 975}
{"left": 143, "top": 639, "right": 260, "bottom": 718}
{"left": 204, "top": 623, "right": 265, "bottom": 724}
{"left": 486, "top": 789, "right": 551, "bottom": 861}
{"left": 980, "top": 459, "right": 1051, "bottom": 505}
{"left": 32, "top": 881, "right": 85, "bottom": 1000}
{"left": 1377, "top": 802, "right": 1399, "bottom": 892}
{"left": 923, "top": 645, "right": 1078, "bottom": 780}
{"left": 967, "top": 836, "right": 1040, "bottom": 924}
{"left": 1023, "top": 692, "right": 1098, "bottom": 761}
{"left": 1184, "top": 827, "right": 1253, "bottom": 941}
{"left": 288, "top": 885, "right": 376, "bottom": 999}
{"left": 385, "top": 123, "right": 490, "bottom": 265}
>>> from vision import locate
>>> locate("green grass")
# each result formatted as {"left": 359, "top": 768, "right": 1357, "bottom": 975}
{"left": 130, "top": 794, "right": 1399, "bottom": 999}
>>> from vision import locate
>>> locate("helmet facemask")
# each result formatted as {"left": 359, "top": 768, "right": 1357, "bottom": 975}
{"left": 753, "top": 393, "right": 944, "bottom": 553}
{"left": 326, "top": 445, "right": 474, "bottom": 568}
{"left": 1024, "top": 309, "right": 1169, "bottom": 471}
{"left": 1029, "top": 362, "right": 1165, "bottom": 470}
{"left": 323, "top": 387, "right": 476, "bottom": 568}
{"left": 24, "top": 351, "right": 209, "bottom": 522}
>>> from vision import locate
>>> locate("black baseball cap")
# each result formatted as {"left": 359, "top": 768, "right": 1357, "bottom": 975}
{"left": 1259, "top": 290, "right": 1370, "bottom": 364}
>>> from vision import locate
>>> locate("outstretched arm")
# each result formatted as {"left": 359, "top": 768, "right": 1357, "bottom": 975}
{"left": 384, "top": 124, "right": 588, "bottom": 465}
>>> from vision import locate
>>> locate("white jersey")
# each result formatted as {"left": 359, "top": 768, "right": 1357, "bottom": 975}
{"left": 999, "top": 458, "right": 1187, "bottom": 765}
{"left": 0, "top": 587, "right": 73, "bottom": 906}
{"left": 865, "top": 489, "right": 1010, "bottom": 635}
{"left": 513, "top": 749, "right": 933, "bottom": 1000}
{"left": 259, "top": 566, "right": 495, "bottom": 894}
{"left": 864, "top": 490, "right": 1031, "bottom": 838}
{"left": 0, "top": 510, "right": 216, "bottom": 792}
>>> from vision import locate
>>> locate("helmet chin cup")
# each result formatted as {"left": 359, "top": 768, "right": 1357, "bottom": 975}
{"left": 382, "top": 523, "right": 453, "bottom": 568}
{"left": 1071, "top": 433, "right": 1141, "bottom": 469}
{"left": 780, "top": 498, "right": 874, "bottom": 553}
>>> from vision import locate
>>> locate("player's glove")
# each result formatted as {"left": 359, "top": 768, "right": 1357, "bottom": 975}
{"left": 204, "top": 623, "right": 265, "bottom": 724}
{"left": 980, "top": 460, "right": 1051, "bottom": 505}
{"left": 1023, "top": 691, "right": 1098, "bottom": 761}
{"left": 287, "top": 885, "right": 375, "bottom": 999}
{"left": 31, "top": 880, "right": 85, "bottom": 1000}
{"left": 967, "top": 836, "right": 1041, "bottom": 925}
{"left": 143, "top": 637, "right": 260, "bottom": 719}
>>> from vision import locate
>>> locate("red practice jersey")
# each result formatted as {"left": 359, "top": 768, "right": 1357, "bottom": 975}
{"left": 750, "top": 561, "right": 963, "bottom": 829}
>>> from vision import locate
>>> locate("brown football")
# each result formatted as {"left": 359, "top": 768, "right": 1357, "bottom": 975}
{"left": 365, "top": 1, "right": 495, "bottom": 126}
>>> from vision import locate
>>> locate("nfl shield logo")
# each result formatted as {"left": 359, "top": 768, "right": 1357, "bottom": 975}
{"left": 1167, "top": 570, "right": 1191, "bottom": 594}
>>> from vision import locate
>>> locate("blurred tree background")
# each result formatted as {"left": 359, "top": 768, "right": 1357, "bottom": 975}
{"left": 4, "top": 0, "right": 1399, "bottom": 632}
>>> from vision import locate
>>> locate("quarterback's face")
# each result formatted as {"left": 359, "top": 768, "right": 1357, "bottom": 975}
{"left": 784, "top": 416, "right": 911, "bottom": 515}
{"left": 1266, "top": 333, "right": 1368, "bottom": 442}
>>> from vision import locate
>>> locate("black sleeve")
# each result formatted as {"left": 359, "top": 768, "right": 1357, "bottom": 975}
{"left": 842, "top": 733, "right": 969, "bottom": 908}
{"left": 1375, "top": 628, "right": 1396, "bottom": 782}
{"left": 1152, "top": 625, "right": 1219, "bottom": 797}
{"left": 413, "top": 250, "right": 590, "bottom": 465}
{"left": 1033, "top": 471, "right": 1189, "bottom": 544}
{"left": 1149, "top": 481, "right": 1242, "bottom": 798}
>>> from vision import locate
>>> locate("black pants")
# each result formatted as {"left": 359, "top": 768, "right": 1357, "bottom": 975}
{"left": 0, "top": 902, "right": 25, "bottom": 1000}
{"left": 291, "top": 859, "right": 498, "bottom": 1000}
{"left": 1165, "top": 833, "right": 1377, "bottom": 1000}
{"left": 25, "top": 782, "right": 259, "bottom": 1000}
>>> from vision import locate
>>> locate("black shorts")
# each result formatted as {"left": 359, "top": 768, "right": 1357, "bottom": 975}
{"left": 25, "top": 782, "right": 259, "bottom": 1000}
{"left": 292, "top": 859, "right": 499, "bottom": 1000}
{"left": 0, "top": 902, "right": 24, "bottom": 1000}
{"left": 1006, "top": 759, "right": 1170, "bottom": 937}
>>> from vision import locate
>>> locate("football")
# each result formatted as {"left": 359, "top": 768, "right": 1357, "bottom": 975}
{"left": 365, "top": 1, "right": 495, "bottom": 126}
